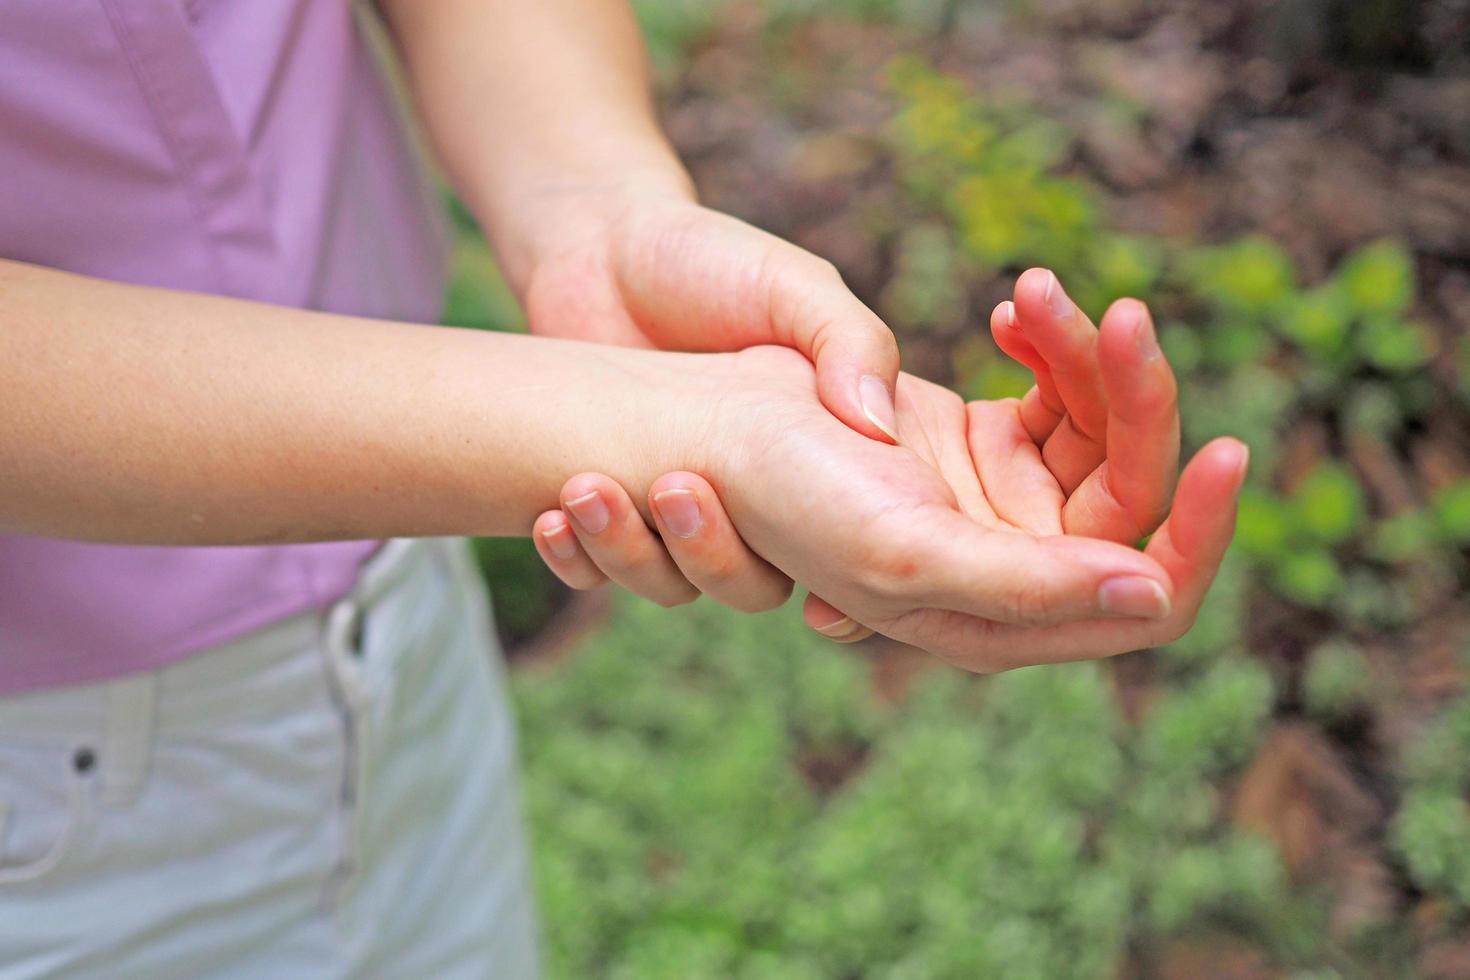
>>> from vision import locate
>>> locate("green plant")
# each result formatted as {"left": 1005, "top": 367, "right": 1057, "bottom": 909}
{"left": 517, "top": 595, "right": 1290, "bottom": 978}
{"left": 1232, "top": 461, "right": 1370, "bottom": 610}
{"left": 1302, "top": 640, "right": 1373, "bottom": 720}
{"left": 1292, "top": 463, "right": 1367, "bottom": 547}
{"left": 1432, "top": 480, "right": 1470, "bottom": 546}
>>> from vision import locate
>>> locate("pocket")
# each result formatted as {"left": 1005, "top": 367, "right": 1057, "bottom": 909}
{"left": 321, "top": 596, "right": 372, "bottom": 904}
{"left": 0, "top": 746, "right": 96, "bottom": 885}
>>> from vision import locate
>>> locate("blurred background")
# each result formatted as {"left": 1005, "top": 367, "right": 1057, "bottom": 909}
{"left": 445, "top": 1, "right": 1470, "bottom": 976}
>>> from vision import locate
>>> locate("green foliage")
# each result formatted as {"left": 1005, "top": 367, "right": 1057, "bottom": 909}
{"left": 473, "top": 537, "right": 565, "bottom": 646}
{"left": 879, "top": 222, "right": 969, "bottom": 330}
{"left": 629, "top": 0, "right": 729, "bottom": 77}
{"left": 441, "top": 212, "right": 525, "bottom": 333}
{"left": 1357, "top": 317, "right": 1435, "bottom": 373}
{"left": 513, "top": 44, "right": 1458, "bottom": 972}
{"left": 1236, "top": 489, "right": 1292, "bottom": 559}
{"left": 1392, "top": 673, "right": 1470, "bottom": 909}
{"left": 1393, "top": 786, "right": 1470, "bottom": 906}
{"left": 1302, "top": 640, "right": 1372, "bottom": 720}
{"left": 1139, "top": 659, "right": 1275, "bottom": 775}
{"left": 952, "top": 335, "right": 1033, "bottom": 401}
{"left": 1337, "top": 239, "right": 1415, "bottom": 319}
{"left": 518, "top": 597, "right": 1286, "bottom": 977}
{"left": 1368, "top": 508, "right": 1438, "bottom": 564}
{"left": 1279, "top": 286, "right": 1352, "bottom": 358}
{"left": 1274, "top": 548, "right": 1345, "bottom": 609}
{"left": 1292, "top": 463, "right": 1367, "bottom": 546}
{"left": 1233, "top": 463, "right": 1366, "bottom": 609}
{"left": 1147, "top": 834, "right": 1288, "bottom": 932}
{"left": 1432, "top": 480, "right": 1470, "bottom": 545}
{"left": 1184, "top": 237, "right": 1296, "bottom": 320}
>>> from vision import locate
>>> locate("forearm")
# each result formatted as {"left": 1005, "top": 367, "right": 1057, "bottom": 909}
{"left": 0, "top": 261, "right": 711, "bottom": 544}
{"left": 378, "top": 0, "right": 694, "bottom": 292}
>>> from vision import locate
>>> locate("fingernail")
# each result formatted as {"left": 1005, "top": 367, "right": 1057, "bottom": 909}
{"left": 1135, "top": 307, "right": 1162, "bottom": 360}
{"left": 1003, "top": 300, "right": 1017, "bottom": 329}
{"left": 859, "top": 375, "right": 899, "bottom": 442}
{"left": 1236, "top": 444, "right": 1252, "bottom": 485}
{"left": 653, "top": 488, "right": 702, "bottom": 539}
{"left": 814, "top": 615, "right": 859, "bottom": 638}
{"left": 540, "top": 523, "right": 579, "bottom": 561}
{"left": 1098, "top": 576, "right": 1171, "bottom": 619}
{"left": 565, "top": 490, "right": 609, "bottom": 535}
{"left": 1044, "top": 271, "right": 1074, "bottom": 320}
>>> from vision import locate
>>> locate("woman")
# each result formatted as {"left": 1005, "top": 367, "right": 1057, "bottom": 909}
{"left": 0, "top": 1, "right": 1244, "bottom": 976}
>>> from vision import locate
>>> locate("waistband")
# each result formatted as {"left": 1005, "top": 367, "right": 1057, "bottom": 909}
{"left": 0, "top": 537, "right": 445, "bottom": 742}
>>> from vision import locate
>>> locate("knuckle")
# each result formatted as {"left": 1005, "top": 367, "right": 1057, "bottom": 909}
{"left": 853, "top": 552, "right": 920, "bottom": 601}
{"left": 613, "top": 543, "right": 662, "bottom": 577}
{"left": 653, "top": 587, "right": 699, "bottom": 609}
{"left": 1006, "top": 577, "right": 1055, "bottom": 626}
{"left": 696, "top": 550, "right": 746, "bottom": 588}
{"left": 566, "top": 572, "right": 606, "bottom": 592}
{"left": 806, "top": 255, "right": 842, "bottom": 284}
{"left": 733, "top": 580, "right": 795, "bottom": 614}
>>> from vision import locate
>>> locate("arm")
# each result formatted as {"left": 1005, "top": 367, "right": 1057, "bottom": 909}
{"left": 377, "top": 0, "right": 904, "bottom": 443}
{"left": 0, "top": 259, "right": 715, "bottom": 544}
{"left": 0, "top": 259, "right": 1238, "bottom": 668}
{"left": 375, "top": 0, "right": 689, "bottom": 290}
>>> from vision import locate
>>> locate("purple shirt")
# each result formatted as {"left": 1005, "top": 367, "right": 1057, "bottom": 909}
{"left": 0, "top": 2, "right": 451, "bottom": 694}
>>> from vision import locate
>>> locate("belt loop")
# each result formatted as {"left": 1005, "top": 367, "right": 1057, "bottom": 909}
{"left": 101, "top": 673, "right": 157, "bottom": 808}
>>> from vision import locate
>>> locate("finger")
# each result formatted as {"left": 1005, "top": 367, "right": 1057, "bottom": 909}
{"left": 532, "top": 510, "right": 609, "bottom": 590}
{"left": 965, "top": 398, "right": 1065, "bottom": 535}
{"left": 612, "top": 211, "right": 902, "bottom": 444}
{"left": 905, "top": 507, "right": 1176, "bottom": 626}
{"left": 561, "top": 474, "right": 700, "bottom": 608}
{"left": 1011, "top": 268, "right": 1109, "bottom": 441}
{"left": 769, "top": 255, "right": 902, "bottom": 445}
{"left": 896, "top": 438, "right": 1249, "bottom": 672}
{"left": 990, "top": 300, "right": 1065, "bottom": 441}
{"left": 1041, "top": 416, "right": 1108, "bottom": 495}
{"left": 803, "top": 593, "right": 875, "bottom": 643}
{"left": 1064, "top": 299, "right": 1180, "bottom": 542}
{"left": 648, "top": 472, "right": 794, "bottom": 613}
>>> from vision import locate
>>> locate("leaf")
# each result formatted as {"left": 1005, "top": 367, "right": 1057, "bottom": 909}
{"left": 1291, "top": 463, "right": 1367, "bottom": 546}
{"left": 1273, "top": 548, "right": 1344, "bottom": 607}
{"left": 1184, "top": 236, "right": 1296, "bottom": 319}
{"left": 1337, "top": 238, "right": 1415, "bottom": 318}
{"left": 1357, "top": 318, "right": 1436, "bottom": 373}
{"left": 1235, "top": 490, "right": 1292, "bottom": 558}
{"left": 1278, "top": 285, "right": 1352, "bottom": 358}
{"left": 1432, "top": 481, "right": 1470, "bottom": 545}
{"left": 1302, "top": 641, "right": 1373, "bottom": 719}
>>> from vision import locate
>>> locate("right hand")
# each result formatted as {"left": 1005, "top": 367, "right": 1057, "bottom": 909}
{"left": 532, "top": 277, "right": 1247, "bottom": 673}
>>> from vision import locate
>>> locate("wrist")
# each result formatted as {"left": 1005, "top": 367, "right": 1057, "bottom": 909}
{"left": 474, "top": 158, "right": 696, "bottom": 297}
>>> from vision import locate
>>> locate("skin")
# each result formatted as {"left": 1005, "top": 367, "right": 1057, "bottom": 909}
{"left": 0, "top": 0, "right": 1242, "bottom": 673}
{"left": 537, "top": 270, "right": 1245, "bottom": 668}
{"left": 0, "top": 259, "right": 1237, "bottom": 671}
{"left": 376, "top": 0, "right": 1245, "bottom": 664}
{"left": 379, "top": 0, "right": 904, "bottom": 441}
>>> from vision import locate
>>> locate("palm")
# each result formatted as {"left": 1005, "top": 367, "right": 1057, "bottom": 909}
{"left": 705, "top": 346, "right": 1238, "bottom": 672}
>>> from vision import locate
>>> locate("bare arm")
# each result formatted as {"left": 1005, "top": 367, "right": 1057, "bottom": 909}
{"left": 376, "top": 0, "right": 693, "bottom": 292}
{"left": 0, "top": 259, "right": 1237, "bottom": 665}
{"left": 0, "top": 259, "right": 712, "bottom": 544}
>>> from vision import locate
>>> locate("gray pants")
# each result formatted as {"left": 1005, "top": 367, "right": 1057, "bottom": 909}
{"left": 0, "top": 538, "right": 540, "bottom": 978}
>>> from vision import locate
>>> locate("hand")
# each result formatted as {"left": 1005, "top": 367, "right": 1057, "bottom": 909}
{"left": 535, "top": 269, "right": 1186, "bottom": 627}
{"left": 520, "top": 190, "right": 902, "bottom": 443}
{"left": 531, "top": 298, "right": 1247, "bottom": 672}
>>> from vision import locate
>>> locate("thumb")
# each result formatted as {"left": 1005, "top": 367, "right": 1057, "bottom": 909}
{"left": 770, "top": 259, "right": 902, "bottom": 444}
